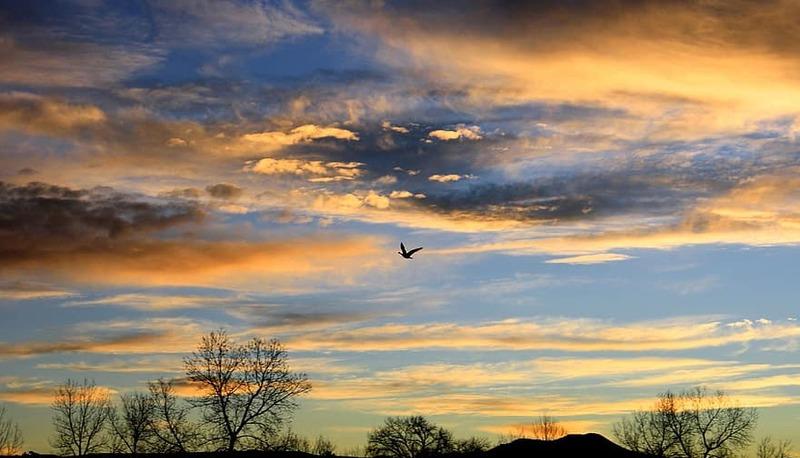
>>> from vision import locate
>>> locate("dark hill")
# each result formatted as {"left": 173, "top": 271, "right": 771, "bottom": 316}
{"left": 485, "top": 433, "right": 653, "bottom": 458}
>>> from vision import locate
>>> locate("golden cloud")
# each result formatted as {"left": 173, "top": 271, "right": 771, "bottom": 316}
{"left": 247, "top": 157, "right": 364, "bottom": 181}
{"left": 428, "top": 125, "right": 482, "bottom": 141}
{"left": 286, "top": 317, "right": 800, "bottom": 353}
{"left": 330, "top": 1, "right": 800, "bottom": 140}
{"left": 0, "top": 92, "right": 106, "bottom": 136}
{"left": 241, "top": 124, "right": 358, "bottom": 150}
{"left": 428, "top": 174, "right": 463, "bottom": 183}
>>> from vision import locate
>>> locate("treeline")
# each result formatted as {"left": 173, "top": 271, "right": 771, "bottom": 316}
{"left": 0, "top": 330, "right": 794, "bottom": 458}
{"left": 47, "top": 331, "right": 311, "bottom": 455}
{"left": 612, "top": 387, "right": 793, "bottom": 458}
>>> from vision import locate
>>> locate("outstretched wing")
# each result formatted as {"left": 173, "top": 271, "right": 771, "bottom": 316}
{"left": 400, "top": 242, "right": 407, "bottom": 254}
{"left": 407, "top": 247, "right": 423, "bottom": 256}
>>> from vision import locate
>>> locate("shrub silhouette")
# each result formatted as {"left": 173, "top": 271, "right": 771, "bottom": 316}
{"left": 366, "top": 416, "right": 454, "bottom": 458}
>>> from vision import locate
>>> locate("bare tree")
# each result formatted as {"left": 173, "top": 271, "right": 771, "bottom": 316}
{"left": 614, "top": 408, "right": 676, "bottom": 457}
{"left": 108, "top": 392, "right": 155, "bottom": 454}
{"left": 0, "top": 404, "right": 23, "bottom": 455}
{"left": 454, "top": 437, "right": 492, "bottom": 453}
{"left": 50, "top": 379, "right": 111, "bottom": 456}
{"left": 266, "top": 429, "right": 311, "bottom": 452}
{"left": 184, "top": 330, "right": 311, "bottom": 451}
{"left": 613, "top": 387, "right": 757, "bottom": 458}
{"left": 312, "top": 435, "right": 337, "bottom": 456}
{"left": 366, "top": 416, "right": 454, "bottom": 458}
{"left": 147, "top": 378, "right": 198, "bottom": 452}
{"left": 518, "top": 415, "right": 567, "bottom": 440}
{"left": 757, "top": 436, "right": 793, "bottom": 458}
{"left": 679, "top": 387, "right": 757, "bottom": 458}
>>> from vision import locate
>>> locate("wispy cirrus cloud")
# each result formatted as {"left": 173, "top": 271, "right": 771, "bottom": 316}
{"left": 285, "top": 316, "right": 800, "bottom": 353}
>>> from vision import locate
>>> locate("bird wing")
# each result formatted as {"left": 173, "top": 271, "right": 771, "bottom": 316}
{"left": 400, "top": 242, "right": 407, "bottom": 254}
{"left": 407, "top": 247, "right": 423, "bottom": 256}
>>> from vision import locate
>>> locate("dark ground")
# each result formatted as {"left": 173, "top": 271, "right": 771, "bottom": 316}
{"left": 2, "top": 434, "right": 652, "bottom": 458}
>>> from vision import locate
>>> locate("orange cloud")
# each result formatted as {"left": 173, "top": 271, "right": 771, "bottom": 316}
{"left": 332, "top": 1, "right": 800, "bottom": 139}
{"left": 0, "top": 92, "right": 106, "bottom": 136}
{"left": 3, "top": 236, "right": 387, "bottom": 288}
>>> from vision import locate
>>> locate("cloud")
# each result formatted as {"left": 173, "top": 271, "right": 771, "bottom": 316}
{"left": 0, "top": 37, "right": 163, "bottom": 87}
{"left": 0, "top": 281, "right": 73, "bottom": 300}
{"left": 229, "top": 303, "right": 382, "bottom": 333}
{"left": 545, "top": 253, "right": 633, "bottom": 265}
{"left": 285, "top": 316, "right": 800, "bottom": 353}
{"left": 0, "top": 92, "right": 106, "bottom": 136}
{"left": 0, "top": 318, "right": 208, "bottom": 361}
{"left": 480, "top": 420, "right": 602, "bottom": 436}
{"left": 0, "top": 181, "right": 387, "bottom": 288}
{"left": 358, "top": 392, "right": 796, "bottom": 419}
{"left": 428, "top": 174, "right": 463, "bottom": 183}
{"left": 433, "top": 172, "right": 800, "bottom": 255}
{"left": 241, "top": 124, "right": 359, "bottom": 149}
{"left": 35, "top": 357, "right": 183, "bottom": 374}
{"left": 389, "top": 190, "right": 425, "bottom": 199}
{"left": 393, "top": 167, "right": 420, "bottom": 176}
{"left": 374, "top": 175, "right": 398, "bottom": 185}
{"left": 428, "top": 125, "right": 482, "bottom": 141}
{"left": 327, "top": 0, "right": 800, "bottom": 139}
{"left": 246, "top": 158, "right": 364, "bottom": 181}
{"left": 151, "top": 0, "right": 323, "bottom": 47}
{"left": 166, "top": 137, "right": 188, "bottom": 147}
{"left": 0, "top": 377, "right": 116, "bottom": 406}
{"left": 205, "top": 183, "right": 243, "bottom": 200}
{"left": 381, "top": 121, "right": 409, "bottom": 134}
{"left": 311, "top": 191, "right": 397, "bottom": 213}
{"left": 63, "top": 293, "right": 236, "bottom": 311}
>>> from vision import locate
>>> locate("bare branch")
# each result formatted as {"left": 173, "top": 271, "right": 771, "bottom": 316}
{"left": 184, "top": 330, "right": 311, "bottom": 451}
{"left": 50, "top": 379, "right": 111, "bottom": 456}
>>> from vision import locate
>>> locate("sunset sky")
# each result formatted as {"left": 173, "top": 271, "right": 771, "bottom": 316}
{"left": 1, "top": 0, "right": 800, "bottom": 451}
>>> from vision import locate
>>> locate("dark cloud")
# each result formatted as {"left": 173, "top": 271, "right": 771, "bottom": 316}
{"left": 205, "top": 183, "right": 243, "bottom": 200}
{"left": 224, "top": 301, "right": 382, "bottom": 332}
{"left": 326, "top": 0, "right": 800, "bottom": 57}
{"left": 17, "top": 167, "right": 36, "bottom": 175}
{"left": 0, "top": 331, "right": 165, "bottom": 358}
{"left": 0, "top": 181, "right": 204, "bottom": 266}
{"left": 161, "top": 187, "right": 203, "bottom": 199}
{"left": 0, "top": 182, "right": 385, "bottom": 287}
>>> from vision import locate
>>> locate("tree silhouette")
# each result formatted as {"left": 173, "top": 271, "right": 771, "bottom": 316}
{"left": 518, "top": 415, "right": 567, "bottom": 440}
{"left": 756, "top": 436, "right": 793, "bottom": 458}
{"left": 614, "top": 386, "right": 757, "bottom": 458}
{"left": 147, "top": 378, "right": 199, "bottom": 452}
{"left": 312, "top": 435, "right": 337, "bottom": 456}
{"left": 50, "top": 379, "right": 111, "bottom": 456}
{"left": 454, "top": 437, "right": 492, "bottom": 453}
{"left": 0, "top": 404, "right": 23, "bottom": 455}
{"left": 184, "top": 330, "right": 311, "bottom": 451}
{"left": 366, "top": 416, "right": 454, "bottom": 458}
{"left": 108, "top": 392, "right": 155, "bottom": 454}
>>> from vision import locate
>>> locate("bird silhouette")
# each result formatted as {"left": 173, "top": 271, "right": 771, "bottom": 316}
{"left": 398, "top": 242, "right": 423, "bottom": 259}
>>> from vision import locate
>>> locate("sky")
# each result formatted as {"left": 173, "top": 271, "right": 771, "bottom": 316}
{"left": 1, "top": 0, "right": 800, "bottom": 452}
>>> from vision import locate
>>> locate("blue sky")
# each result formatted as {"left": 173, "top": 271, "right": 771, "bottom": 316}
{"left": 1, "top": 0, "right": 799, "bottom": 452}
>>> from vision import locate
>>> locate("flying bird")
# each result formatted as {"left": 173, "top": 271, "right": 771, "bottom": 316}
{"left": 398, "top": 242, "right": 423, "bottom": 259}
